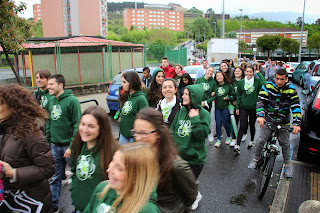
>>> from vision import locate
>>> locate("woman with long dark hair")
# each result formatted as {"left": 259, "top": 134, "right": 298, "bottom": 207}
{"left": 70, "top": 105, "right": 118, "bottom": 212}
{"left": 134, "top": 108, "right": 198, "bottom": 212}
{"left": 234, "top": 65, "right": 266, "bottom": 154}
{"left": 219, "top": 61, "right": 234, "bottom": 84}
{"left": 119, "top": 71, "right": 149, "bottom": 145}
{"left": 146, "top": 68, "right": 165, "bottom": 107}
{"left": 177, "top": 73, "right": 193, "bottom": 99}
{"left": 0, "top": 83, "right": 55, "bottom": 212}
{"left": 211, "top": 72, "right": 234, "bottom": 148}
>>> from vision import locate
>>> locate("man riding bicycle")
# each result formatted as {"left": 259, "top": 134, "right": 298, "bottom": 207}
{"left": 248, "top": 68, "right": 301, "bottom": 178}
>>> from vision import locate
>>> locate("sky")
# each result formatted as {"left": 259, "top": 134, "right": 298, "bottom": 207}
{"left": 18, "top": 0, "right": 319, "bottom": 23}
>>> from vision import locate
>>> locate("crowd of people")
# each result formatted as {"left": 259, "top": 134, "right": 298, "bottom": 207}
{"left": 0, "top": 55, "right": 302, "bottom": 212}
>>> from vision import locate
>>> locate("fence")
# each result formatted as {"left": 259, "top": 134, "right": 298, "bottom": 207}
{"left": 0, "top": 41, "right": 187, "bottom": 88}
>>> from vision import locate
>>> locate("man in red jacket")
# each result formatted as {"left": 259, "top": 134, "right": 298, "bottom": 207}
{"left": 160, "top": 57, "right": 175, "bottom": 78}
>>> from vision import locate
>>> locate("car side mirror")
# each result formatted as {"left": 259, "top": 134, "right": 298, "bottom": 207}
{"left": 301, "top": 90, "right": 309, "bottom": 95}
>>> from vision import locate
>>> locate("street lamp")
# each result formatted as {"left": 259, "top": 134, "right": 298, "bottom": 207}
{"left": 239, "top": 9, "right": 243, "bottom": 42}
{"left": 222, "top": 0, "right": 225, "bottom": 38}
{"left": 298, "top": 0, "right": 306, "bottom": 63}
{"left": 239, "top": 9, "right": 243, "bottom": 60}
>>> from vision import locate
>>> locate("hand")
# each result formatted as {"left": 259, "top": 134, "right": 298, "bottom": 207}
{"left": 292, "top": 125, "right": 301, "bottom": 134}
{"left": 223, "top": 97, "right": 229, "bottom": 100}
{"left": 0, "top": 161, "right": 14, "bottom": 178}
{"left": 211, "top": 92, "right": 215, "bottom": 96}
{"left": 232, "top": 101, "right": 236, "bottom": 106}
{"left": 189, "top": 109, "right": 199, "bottom": 118}
{"left": 265, "top": 78, "right": 268, "bottom": 81}
{"left": 236, "top": 110, "right": 239, "bottom": 115}
{"left": 201, "top": 101, "right": 205, "bottom": 107}
{"left": 257, "top": 117, "right": 266, "bottom": 127}
{"left": 64, "top": 148, "right": 71, "bottom": 158}
{"left": 255, "top": 70, "right": 260, "bottom": 74}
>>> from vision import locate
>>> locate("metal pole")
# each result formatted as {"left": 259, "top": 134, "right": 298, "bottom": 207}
{"left": 204, "top": 28, "right": 205, "bottom": 43}
{"left": 240, "top": 9, "right": 243, "bottom": 42}
{"left": 298, "top": 0, "right": 306, "bottom": 63}
{"left": 222, "top": 0, "right": 225, "bottom": 38}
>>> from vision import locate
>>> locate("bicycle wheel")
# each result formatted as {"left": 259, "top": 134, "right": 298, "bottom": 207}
{"left": 257, "top": 151, "right": 276, "bottom": 199}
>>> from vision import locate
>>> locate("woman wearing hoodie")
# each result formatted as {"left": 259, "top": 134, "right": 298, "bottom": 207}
{"left": 234, "top": 65, "right": 266, "bottom": 154}
{"left": 146, "top": 68, "right": 165, "bottom": 107}
{"left": 170, "top": 84, "right": 210, "bottom": 210}
{"left": 119, "top": 71, "right": 149, "bottom": 145}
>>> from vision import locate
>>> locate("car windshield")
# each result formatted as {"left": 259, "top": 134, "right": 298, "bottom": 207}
{"left": 111, "top": 72, "right": 143, "bottom": 85}
{"left": 292, "top": 63, "right": 299, "bottom": 69}
{"left": 184, "top": 66, "right": 201, "bottom": 74}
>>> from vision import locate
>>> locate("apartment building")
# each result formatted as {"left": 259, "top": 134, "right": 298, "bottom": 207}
{"left": 42, "top": 0, "right": 108, "bottom": 37}
{"left": 123, "top": 8, "right": 184, "bottom": 31}
{"left": 233, "top": 28, "right": 308, "bottom": 47}
{"left": 33, "top": 4, "right": 42, "bottom": 23}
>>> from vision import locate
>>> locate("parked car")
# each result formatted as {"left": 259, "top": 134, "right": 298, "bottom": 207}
{"left": 184, "top": 65, "right": 202, "bottom": 80}
{"left": 192, "top": 58, "right": 204, "bottom": 65}
{"left": 285, "top": 62, "right": 300, "bottom": 79}
{"left": 297, "top": 81, "right": 320, "bottom": 163}
{"left": 292, "top": 61, "right": 311, "bottom": 86}
{"left": 303, "top": 61, "right": 320, "bottom": 91}
{"left": 209, "top": 62, "right": 220, "bottom": 73}
{"left": 106, "top": 67, "right": 157, "bottom": 114}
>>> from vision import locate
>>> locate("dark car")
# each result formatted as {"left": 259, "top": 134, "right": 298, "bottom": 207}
{"left": 106, "top": 67, "right": 157, "bottom": 114}
{"left": 297, "top": 80, "right": 320, "bottom": 163}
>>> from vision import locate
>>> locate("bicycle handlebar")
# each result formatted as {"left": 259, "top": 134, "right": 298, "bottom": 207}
{"left": 264, "top": 121, "right": 294, "bottom": 133}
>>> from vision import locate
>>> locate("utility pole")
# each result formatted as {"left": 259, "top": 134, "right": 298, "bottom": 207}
{"left": 222, "top": 0, "right": 225, "bottom": 38}
{"left": 204, "top": 27, "right": 206, "bottom": 43}
{"left": 239, "top": 9, "right": 243, "bottom": 42}
{"left": 298, "top": 0, "right": 306, "bottom": 63}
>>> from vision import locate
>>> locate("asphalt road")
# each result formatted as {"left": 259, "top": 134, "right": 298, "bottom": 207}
{"left": 58, "top": 81, "right": 305, "bottom": 213}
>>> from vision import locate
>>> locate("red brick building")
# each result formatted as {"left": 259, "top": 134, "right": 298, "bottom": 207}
{"left": 33, "top": 4, "right": 42, "bottom": 23}
{"left": 123, "top": 8, "right": 184, "bottom": 31}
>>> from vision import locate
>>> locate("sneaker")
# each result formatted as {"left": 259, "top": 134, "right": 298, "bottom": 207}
{"left": 229, "top": 139, "right": 236, "bottom": 147}
{"left": 247, "top": 141, "right": 255, "bottom": 149}
{"left": 233, "top": 145, "right": 240, "bottom": 154}
{"left": 191, "top": 192, "right": 202, "bottom": 210}
{"left": 241, "top": 134, "right": 247, "bottom": 141}
{"left": 215, "top": 139, "right": 221, "bottom": 148}
{"left": 208, "top": 133, "right": 214, "bottom": 142}
{"left": 214, "top": 134, "right": 223, "bottom": 138}
{"left": 61, "top": 179, "right": 68, "bottom": 186}
{"left": 284, "top": 165, "right": 293, "bottom": 178}
{"left": 53, "top": 207, "right": 59, "bottom": 213}
{"left": 248, "top": 159, "right": 258, "bottom": 169}
{"left": 225, "top": 137, "right": 232, "bottom": 145}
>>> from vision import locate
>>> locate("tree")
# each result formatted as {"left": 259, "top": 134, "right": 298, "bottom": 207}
{"left": 226, "top": 32, "right": 236, "bottom": 38}
{"left": 31, "top": 20, "right": 43, "bottom": 37}
{"left": 307, "top": 33, "right": 320, "bottom": 59}
{"left": 0, "top": 1, "right": 32, "bottom": 84}
{"left": 239, "top": 41, "right": 246, "bottom": 52}
{"left": 185, "top": 7, "right": 203, "bottom": 14}
{"left": 280, "top": 38, "right": 299, "bottom": 62}
{"left": 208, "top": 10, "right": 221, "bottom": 37}
{"left": 296, "top": 17, "right": 305, "bottom": 27}
{"left": 191, "top": 18, "right": 213, "bottom": 42}
{"left": 256, "top": 35, "right": 281, "bottom": 57}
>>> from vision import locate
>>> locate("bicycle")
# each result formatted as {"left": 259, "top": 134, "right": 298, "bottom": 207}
{"left": 256, "top": 122, "right": 293, "bottom": 199}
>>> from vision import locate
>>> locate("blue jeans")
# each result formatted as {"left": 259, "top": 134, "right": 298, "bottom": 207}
{"left": 50, "top": 143, "right": 71, "bottom": 209}
{"left": 119, "top": 133, "right": 134, "bottom": 145}
{"left": 215, "top": 108, "right": 231, "bottom": 140}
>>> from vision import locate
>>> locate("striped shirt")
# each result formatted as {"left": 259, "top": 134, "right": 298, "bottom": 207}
{"left": 256, "top": 81, "right": 301, "bottom": 126}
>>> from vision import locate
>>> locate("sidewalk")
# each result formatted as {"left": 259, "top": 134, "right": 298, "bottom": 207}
{"left": 270, "top": 160, "right": 320, "bottom": 213}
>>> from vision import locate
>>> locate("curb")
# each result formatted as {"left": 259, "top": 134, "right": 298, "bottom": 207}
{"left": 270, "top": 165, "right": 292, "bottom": 213}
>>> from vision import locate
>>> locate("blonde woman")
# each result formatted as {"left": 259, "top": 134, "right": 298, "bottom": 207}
{"left": 84, "top": 143, "right": 160, "bottom": 213}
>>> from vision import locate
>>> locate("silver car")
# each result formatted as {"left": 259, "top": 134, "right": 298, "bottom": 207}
{"left": 303, "top": 61, "right": 320, "bottom": 92}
